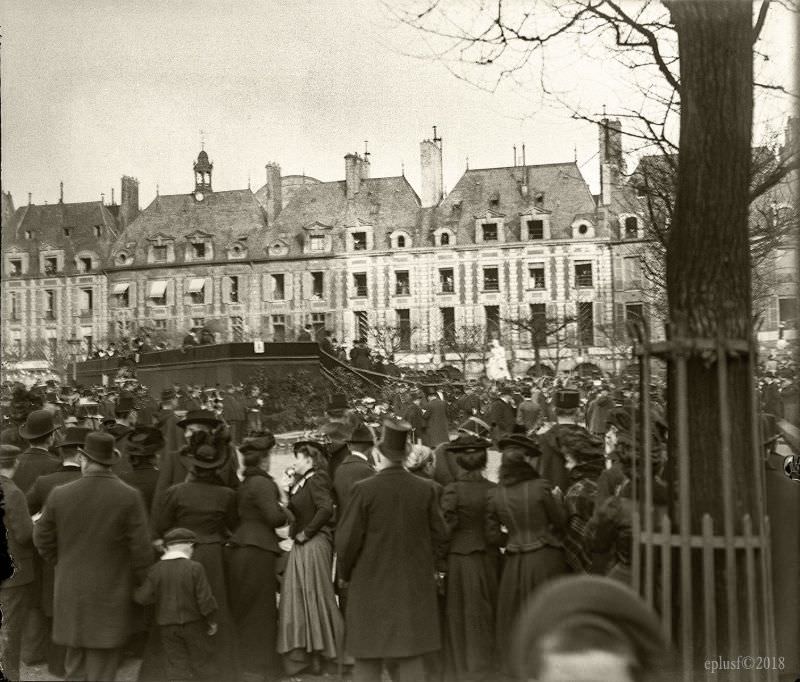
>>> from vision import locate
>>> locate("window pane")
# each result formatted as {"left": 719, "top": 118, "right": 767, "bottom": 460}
{"left": 483, "top": 267, "right": 499, "bottom": 291}
{"left": 577, "top": 302, "right": 594, "bottom": 346}
{"left": 439, "top": 269, "right": 454, "bottom": 293}
{"left": 575, "top": 262, "right": 593, "bottom": 288}
{"left": 528, "top": 219, "right": 544, "bottom": 240}
{"left": 482, "top": 223, "right": 498, "bottom": 241}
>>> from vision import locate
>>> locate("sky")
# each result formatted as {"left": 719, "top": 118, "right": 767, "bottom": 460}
{"left": 1, "top": 0, "right": 795, "bottom": 210}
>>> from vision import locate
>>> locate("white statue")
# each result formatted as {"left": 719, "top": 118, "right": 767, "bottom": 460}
{"left": 486, "top": 339, "right": 511, "bottom": 381}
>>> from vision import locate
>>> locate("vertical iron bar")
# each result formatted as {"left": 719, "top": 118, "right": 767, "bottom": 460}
{"left": 743, "top": 515, "right": 758, "bottom": 682}
{"left": 762, "top": 516, "right": 777, "bottom": 675}
{"left": 676, "top": 352, "right": 693, "bottom": 680}
{"left": 716, "top": 341, "right": 739, "bottom": 655}
{"left": 642, "top": 344, "right": 654, "bottom": 607}
{"left": 660, "top": 513, "right": 672, "bottom": 645}
{"left": 702, "top": 513, "right": 716, "bottom": 682}
{"left": 632, "top": 510, "right": 642, "bottom": 594}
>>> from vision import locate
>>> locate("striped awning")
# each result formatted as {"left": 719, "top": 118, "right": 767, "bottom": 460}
{"left": 187, "top": 278, "right": 205, "bottom": 294}
{"left": 111, "top": 283, "right": 129, "bottom": 295}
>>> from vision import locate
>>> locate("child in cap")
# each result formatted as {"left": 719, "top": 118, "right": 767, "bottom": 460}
{"left": 134, "top": 528, "right": 218, "bottom": 680}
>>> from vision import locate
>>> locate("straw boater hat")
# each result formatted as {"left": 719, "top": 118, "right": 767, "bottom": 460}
{"left": 376, "top": 417, "right": 412, "bottom": 461}
{"left": 78, "top": 432, "right": 120, "bottom": 466}
{"left": 446, "top": 433, "right": 492, "bottom": 453}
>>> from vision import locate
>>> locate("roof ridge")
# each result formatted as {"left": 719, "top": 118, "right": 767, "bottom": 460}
{"left": 465, "top": 160, "right": 579, "bottom": 173}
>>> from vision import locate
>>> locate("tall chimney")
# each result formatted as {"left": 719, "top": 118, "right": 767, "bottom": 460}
{"left": 598, "top": 118, "right": 624, "bottom": 206}
{"left": 345, "top": 153, "right": 361, "bottom": 199}
{"left": 264, "top": 162, "right": 282, "bottom": 221}
{"left": 111, "top": 188, "right": 115, "bottom": 205}
{"left": 420, "top": 128, "right": 443, "bottom": 208}
{"left": 28, "top": 192, "right": 32, "bottom": 205}
{"left": 59, "top": 181, "right": 64, "bottom": 203}
{"left": 120, "top": 175, "right": 140, "bottom": 227}
{"left": 360, "top": 141, "right": 371, "bottom": 180}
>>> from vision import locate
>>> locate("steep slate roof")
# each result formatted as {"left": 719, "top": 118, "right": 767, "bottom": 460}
{"left": 436, "top": 162, "right": 599, "bottom": 242}
{"left": 112, "top": 189, "right": 267, "bottom": 262}
{"left": 2, "top": 201, "right": 120, "bottom": 267}
{"left": 259, "top": 175, "right": 422, "bottom": 255}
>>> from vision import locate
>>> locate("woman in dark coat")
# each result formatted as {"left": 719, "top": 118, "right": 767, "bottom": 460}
{"left": 227, "top": 434, "right": 287, "bottom": 681}
{"left": 277, "top": 439, "right": 344, "bottom": 677}
{"left": 440, "top": 434, "right": 500, "bottom": 682}
{"left": 155, "top": 430, "right": 239, "bottom": 682}
{"left": 486, "top": 433, "right": 568, "bottom": 677}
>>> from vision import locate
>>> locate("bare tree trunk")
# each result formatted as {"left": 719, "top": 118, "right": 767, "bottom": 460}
{"left": 665, "top": 0, "right": 758, "bottom": 667}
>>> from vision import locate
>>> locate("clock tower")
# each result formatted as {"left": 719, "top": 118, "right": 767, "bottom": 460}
{"left": 193, "top": 149, "right": 213, "bottom": 199}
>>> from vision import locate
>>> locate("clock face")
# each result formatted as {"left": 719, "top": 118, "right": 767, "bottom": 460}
{"left": 194, "top": 191, "right": 204, "bottom": 202}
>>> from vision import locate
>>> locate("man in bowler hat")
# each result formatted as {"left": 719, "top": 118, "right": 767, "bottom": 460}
{"left": 336, "top": 418, "right": 449, "bottom": 682}
{"left": 34, "top": 431, "right": 154, "bottom": 681}
{"left": 0, "top": 445, "right": 35, "bottom": 682}
{"left": 333, "top": 422, "right": 375, "bottom": 515}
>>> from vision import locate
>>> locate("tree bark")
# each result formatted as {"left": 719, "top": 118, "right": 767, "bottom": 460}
{"left": 664, "top": 0, "right": 760, "bottom": 669}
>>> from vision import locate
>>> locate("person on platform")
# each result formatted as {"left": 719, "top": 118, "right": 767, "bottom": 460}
{"left": 512, "top": 575, "right": 669, "bottom": 682}
{"left": 336, "top": 418, "right": 449, "bottom": 682}
{"left": 25, "top": 428, "right": 89, "bottom": 677}
{"left": 0, "top": 445, "right": 35, "bottom": 682}
{"left": 134, "top": 528, "right": 218, "bottom": 682}
{"left": 120, "top": 426, "right": 164, "bottom": 516}
{"left": 182, "top": 328, "right": 200, "bottom": 349}
{"left": 487, "top": 432, "right": 568, "bottom": 676}
{"left": 155, "top": 438, "right": 239, "bottom": 681}
{"left": 333, "top": 423, "right": 375, "bottom": 514}
{"left": 277, "top": 438, "right": 343, "bottom": 676}
{"left": 423, "top": 387, "right": 450, "bottom": 449}
{"left": 440, "top": 434, "right": 500, "bottom": 682}
{"left": 227, "top": 435, "right": 287, "bottom": 682}
{"left": 34, "top": 432, "right": 153, "bottom": 682}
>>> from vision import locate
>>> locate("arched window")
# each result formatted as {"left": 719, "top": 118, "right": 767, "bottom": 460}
{"left": 624, "top": 216, "right": 638, "bottom": 239}
{"left": 397, "top": 235, "right": 406, "bottom": 248}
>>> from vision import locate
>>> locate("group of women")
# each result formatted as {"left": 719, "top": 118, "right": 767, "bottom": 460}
{"left": 136, "top": 403, "right": 656, "bottom": 682}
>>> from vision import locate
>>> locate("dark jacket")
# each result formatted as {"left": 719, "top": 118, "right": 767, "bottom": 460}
{"left": 441, "top": 471, "right": 497, "bottom": 555}
{"left": 134, "top": 556, "right": 218, "bottom": 626}
{"left": 26, "top": 464, "right": 82, "bottom": 516}
{"left": 1, "top": 474, "right": 34, "bottom": 588}
{"left": 222, "top": 394, "right": 246, "bottom": 423}
{"left": 423, "top": 396, "right": 450, "bottom": 448}
{"left": 335, "top": 466, "right": 449, "bottom": 658}
{"left": 228, "top": 468, "right": 286, "bottom": 553}
{"left": 155, "top": 477, "right": 238, "bottom": 544}
{"left": 485, "top": 398, "right": 516, "bottom": 444}
{"left": 486, "top": 478, "right": 566, "bottom": 553}
{"left": 516, "top": 399, "right": 542, "bottom": 430}
{"left": 13, "top": 446, "right": 60, "bottom": 493}
{"left": 107, "top": 423, "right": 134, "bottom": 475}
{"left": 155, "top": 408, "right": 184, "bottom": 454}
{"left": 34, "top": 470, "right": 154, "bottom": 648}
{"left": 287, "top": 469, "right": 334, "bottom": 540}
{"left": 402, "top": 403, "right": 426, "bottom": 441}
{"left": 332, "top": 453, "right": 374, "bottom": 514}
{"left": 120, "top": 463, "right": 160, "bottom": 516}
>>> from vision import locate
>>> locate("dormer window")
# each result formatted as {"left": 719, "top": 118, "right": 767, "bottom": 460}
{"left": 78, "top": 257, "right": 92, "bottom": 273}
{"left": 352, "top": 232, "right": 367, "bottom": 251}
{"left": 9, "top": 259, "right": 22, "bottom": 275}
{"left": 624, "top": 216, "right": 639, "bottom": 239}
{"left": 535, "top": 193, "right": 545, "bottom": 206}
{"left": 452, "top": 201, "right": 462, "bottom": 216}
{"left": 63, "top": 227, "right": 71, "bottom": 237}
{"left": 25, "top": 231, "right": 32, "bottom": 240}
{"left": 44, "top": 257, "right": 58, "bottom": 274}
{"left": 116, "top": 252, "right": 130, "bottom": 266}
{"left": 269, "top": 241, "right": 289, "bottom": 257}
{"left": 571, "top": 220, "right": 596, "bottom": 239}
{"left": 94, "top": 226, "right": 102, "bottom": 238}
{"left": 489, "top": 191, "right": 500, "bottom": 207}
{"left": 229, "top": 243, "right": 246, "bottom": 259}
{"left": 152, "top": 245, "right": 168, "bottom": 263}
{"left": 390, "top": 230, "right": 412, "bottom": 249}
{"left": 397, "top": 235, "right": 406, "bottom": 248}
{"left": 440, "top": 232, "right": 450, "bottom": 246}
{"left": 308, "top": 235, "right": 325, "bottom": 252}
{"left": 482, "top": 223, "right": 498, "bottom": 241}
{"left": 528, "top": 219, "right": 544, "bottom": 240}
{"left": 192, "top": 242, "right": 206, "bottom": 259}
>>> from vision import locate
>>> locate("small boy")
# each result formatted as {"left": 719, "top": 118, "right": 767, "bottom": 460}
{"left": 134, "top": 528, "right": 218, "bottom": 680}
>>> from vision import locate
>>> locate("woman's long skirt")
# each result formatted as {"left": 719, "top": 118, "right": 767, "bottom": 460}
{"left": 227, "top": 545, "right": 280, "bottom": 680}
{"left": 277, "top": 533, "right": 345, "bottom": 675}
{"left": 444, "top": 550, "right": 500, "bottom": 682}
{"left": 495, "top": 546, "right": 568, "bottom": 676}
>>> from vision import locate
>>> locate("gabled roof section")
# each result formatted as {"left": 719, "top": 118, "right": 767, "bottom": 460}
{"left": 438, "top": 162, "right": 598, "bottom": 241}
{"left": 114, "top": 188, "right": 267, "bottom": 263}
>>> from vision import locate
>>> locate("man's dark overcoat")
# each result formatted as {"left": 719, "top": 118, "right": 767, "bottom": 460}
{"left": 423, "top": 395, "right": 450, "bottom": 448}
{"left": 33, "top": 471, "right": 154, "bottom": 648}
{"left": 335, "top": 466, "right": 448, "bottom": 659}
{"left": 13, "top": 446, "right": 60, "bottom": 494}
{"left": 120, "top": 463, "right": 160, "bottom": 516}
{"left": 484, "top": 398, "right": 516, "bottom": 445}
{"left": 332, "top": 453, "right": 374, "bottom": 514}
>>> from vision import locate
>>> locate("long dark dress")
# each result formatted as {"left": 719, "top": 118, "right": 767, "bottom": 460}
{"left": 441, "top": 470, "right": 500, "bottom": 682}
{"left": 156, "top": 475, "right": 239, "bottom": 682}
{"left": 486, "top": 475, "right": 568, "bottom": 676}
{"left": 227, "top": 467, "right": 287, "bottom": 680}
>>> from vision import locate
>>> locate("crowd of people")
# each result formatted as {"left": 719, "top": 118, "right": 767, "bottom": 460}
{"left": 1, "top": 350, "right": 796, "bottom": 682}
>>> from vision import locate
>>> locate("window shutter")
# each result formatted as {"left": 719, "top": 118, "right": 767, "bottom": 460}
{"left": 262, "top": 274, "right": 271, "bottom": 302}
{"left": 285, "top": 273, "right": 294, "bottom": 302}
{"left": 615, "top": 303, "right": 626, "bottom": 336}
{"left": 614, "top": 255, "right": 624, "bottom": 290}
{"left": 205, "top": 277, "right": 212, "bottom": 304}
{"left": 222, "top": 276, "right": 231, "bottom": 302}
{"left": 765, "top": 297, "right": 778, "bottom": 331}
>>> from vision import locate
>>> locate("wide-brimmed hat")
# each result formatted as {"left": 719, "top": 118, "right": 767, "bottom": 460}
{"left": 163, "top": 527, "right": 198, "bottom": 546}
{"left": 554, "top": 389, "right": 581, "bottom": 410}
{"left": 377, "top": 417, "right": 412, "bottom": 461}
{"left": 293, "top": 438, "right": 326, "bottom": 454}
{"left": 79, "top": 431, "right": 120, "bottom": 466}
{"left": 57, "top": 427, "right": 91, "bottom": 449}
{"left": 176, "top": 409, "right": 221, "bottom": 430}
{"left": 182, "top": 443, "right": 228, "bottom": 470}
{"left": 19, "top": 410, "right": 58, "bottom": 440}
{"left": 0, "top": 444, "right": 21, "bottom": 467}
{"left": 457, "top": 417, "right": 491, "bottom": 441}
{"left": 240, "top": 434, "right": 276, "bottom": 454}
{"left": 347, "top": 422, "right": 375, "bottom": 446}
{"left": 498, "top": 432, "right": 541, "bottom": 456}
{"left": 320, "top": 421, "right": 352, "bottom": 442}
{"left": 447, "top": 433, "right": 492, "bottom": 453}
{"left": 128, "top": 426, "right": 165, "bottom": 458}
